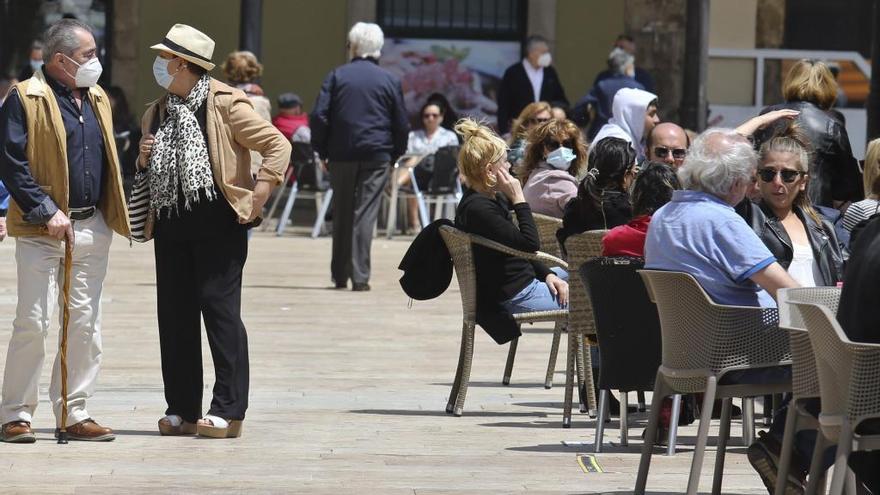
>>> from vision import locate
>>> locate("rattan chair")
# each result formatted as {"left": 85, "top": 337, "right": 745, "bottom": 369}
{"left": 581, "top": 256, "right": 682, "bottom": 453}
{"left": 530, "top": 213, "right": 565, "bottom": 389}
{"left": 438, "top": 225, "right": 573, "bottom": 419}
{"left": 561, "top": 230, "right": 608, "bottom": 420}
{"left": 776, "top": 287, "right": 841, "bottom": 495}
{"left": 634, "top": 271, "right": 792, "bottom": 495}
{"left": 792, "top": 301, "right": 880, "bottom": 495}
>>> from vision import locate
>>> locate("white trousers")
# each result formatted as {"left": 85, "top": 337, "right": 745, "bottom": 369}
{"left": 0, "top": 211, "right": 112, "bottom": 426}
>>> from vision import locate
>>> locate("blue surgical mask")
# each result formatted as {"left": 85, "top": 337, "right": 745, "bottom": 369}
{"left": 546, "top": 146, "right": 576, "bottom": 170}
{"left": 30, "top": 60, "right": 43, "bottom": 72}
{"left": 152, "top": 56, "right": 175, "bottom": 89}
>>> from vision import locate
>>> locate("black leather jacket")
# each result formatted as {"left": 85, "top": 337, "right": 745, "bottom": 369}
{"left": 739, "top": 200, "right": 844, "bottom": 286}
{"left": 756, "top": 101, "right": 863, "bottom": 207}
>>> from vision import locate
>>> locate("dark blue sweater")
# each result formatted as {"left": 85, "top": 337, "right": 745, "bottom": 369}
{"left": 310, "top": 58, "right": 409, "bottom": 162}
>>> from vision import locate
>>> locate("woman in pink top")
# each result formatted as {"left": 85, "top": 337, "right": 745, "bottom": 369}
{"left": 517, "top": 119, "right": 587, "bottom": 218}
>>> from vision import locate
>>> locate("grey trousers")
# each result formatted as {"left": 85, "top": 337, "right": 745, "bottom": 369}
{"left": 328, "top": 160, "right": 389, "bottom": 285}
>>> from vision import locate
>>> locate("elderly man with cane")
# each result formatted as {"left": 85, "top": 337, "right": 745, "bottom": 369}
{"left": 0, "top": 19, "right": 129, "bottom": 443}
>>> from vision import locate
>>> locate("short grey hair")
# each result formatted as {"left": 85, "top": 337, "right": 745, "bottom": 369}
{"left": 348, "top": 22, "right": 384, "bottom": 59}
{"left": 43, "top": 19, "right": 92, "bottom": 64}
{"left": 677, "top": 128, "right": 757, "bottom": 198}
{"left": 525, "top": 35, "right": 548, "bottom": 54}
{"left": 608, "top": 47, "right": 634, "bottom": 75}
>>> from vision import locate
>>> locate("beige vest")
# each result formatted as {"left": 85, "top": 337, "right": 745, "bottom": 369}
{"left": 7, "top": 70, "right": 130, "bottom": 238}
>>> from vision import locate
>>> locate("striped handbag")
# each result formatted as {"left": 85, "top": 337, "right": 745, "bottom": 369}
{"left": 128, "top": 170, "right": 153, "bottom": 242}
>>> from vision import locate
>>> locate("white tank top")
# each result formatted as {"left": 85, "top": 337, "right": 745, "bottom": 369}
{"left": 788, "top": 242, "right": 820, "bottom": 287}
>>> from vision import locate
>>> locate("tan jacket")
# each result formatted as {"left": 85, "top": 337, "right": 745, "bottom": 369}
{"left": 140, "top": 78, "right": 290, "bottom": 239}
{"left": 7, "top": 70, "right": 130, "bottom": 238}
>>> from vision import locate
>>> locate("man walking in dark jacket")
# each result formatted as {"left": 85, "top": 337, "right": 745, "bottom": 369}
{"left": 311, "top": 22, "right": 409, "bottom": 291}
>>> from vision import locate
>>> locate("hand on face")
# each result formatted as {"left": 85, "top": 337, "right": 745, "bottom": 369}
{"left": 489, "top": 159, "right": 524, "bottom": 204}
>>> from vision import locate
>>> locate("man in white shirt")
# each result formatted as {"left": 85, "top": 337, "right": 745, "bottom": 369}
{"left": 497, "top": 35, "right": 568, "bottom": 135}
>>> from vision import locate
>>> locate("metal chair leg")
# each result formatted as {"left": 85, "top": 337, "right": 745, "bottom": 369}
{"left": 385, "top": 167, "right": 400, "bottom": 239}
{"left": 502, "top": 336, "right": 518, "bottom": 386}
{"left": 262, "top": 167, "right": 293, "bottom": 231}
{"left": 742, "top": 397, "right": 756, "bottom": 446}
{"left": 620, "top": 391, "right": 629, "bottom": 447}
{"left": 667, "top": 394, "right": 682, "bottom": 456}
{"left": 594, "top": 389, "right": 608, "bottom": 453}
{"left": 686, "top": 376, "right": 718, "bottom": 495}
{"left": 829, "top": 419, "right": 853, "bottom": 495}
{"left": 544, "top": 322, "right": 563, "bottom": 389}
{"left": 634, "top": 373, "right": 668, "bottom": 494}
{"left": 805, "top": 431, "right": 829, "bottom": 495}
{"left": 637, "top": 391, "right": 647, "bottom": 412}
{"left": 775, "top": 402, "right": 800, "bottom": 495}
{"left": 764, "top": 394, "right": 773, "bottom": 426}
{"left": 276, "top": 180, "right": 299, "bottom": 236}
{"left": 311, "top": 189, "right": 333, "bottom": 239}
{"left": 711, "top": 398, "right": 733, "bottom": 495}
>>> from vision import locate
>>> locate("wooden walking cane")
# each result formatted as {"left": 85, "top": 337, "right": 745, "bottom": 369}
{"left": 57, "top": 236, "right": 73, "bottom": 445}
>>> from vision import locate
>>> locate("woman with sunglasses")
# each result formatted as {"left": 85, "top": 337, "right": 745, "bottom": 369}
{"left": 506, "top": 101, "right": 552, "bottom": 167}
{"left": 397, "top": 101, "right": 459, "bottom": 230}
{"left": 516, "top": 119, "right": 587, "bottom": 217}
{"left": 556, "top": 137, "right": 636, "bottom": 247}
{"left": 741, "top": 124, "right": 843, "bottom": 287}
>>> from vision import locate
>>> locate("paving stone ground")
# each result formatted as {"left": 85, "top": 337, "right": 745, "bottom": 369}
{"left": 0, "top": 231, "right": 772, "bottom": 493}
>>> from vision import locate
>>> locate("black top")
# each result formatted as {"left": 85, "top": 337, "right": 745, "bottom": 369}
{"left": 496, "top": 62, "right": 569, "bottom": 135}
{"left": 738, "top": 200, "right": 844, "bottom": 286}
{"left": 837, "top": 215, "right": 880, "bottom": 344}
{"left": 593, "top": 66, "right": 655, "bottom": 93}
{"left": 152, "top": 102, "right": 241, "bottom": 241}
{"left": 455, "top": 188, "right": 552, "bottom": 306}
{"left": 755, "top": 101, "right": 863, "bottom": 207}
{"left": 0, "top": 73, "right": 106, "bottom": 223}
{"left": 557, "top": 189, "right": 632, "bottom": 246}
{"left": 310, "top": 57, "right": 409, "bottom": 162}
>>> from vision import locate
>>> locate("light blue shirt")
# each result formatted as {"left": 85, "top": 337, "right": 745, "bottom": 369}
{"left": 645, "top": 190, "right": 776, "bottom": 307}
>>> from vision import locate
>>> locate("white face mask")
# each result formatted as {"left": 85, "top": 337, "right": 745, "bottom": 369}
{"left": 537, "top": 52, "right": 552, "bottom": 68}
{"left": 63, "top": 54, "right": 102, "bottom": 88}
{"left": 152, "top": 56, "right": 176, "bottom": 89}
{"left": 30, "top": 60, "right": 43, "bottom": 72}
{"left": 546, "top": 146, "right": 576, "bottom": 170}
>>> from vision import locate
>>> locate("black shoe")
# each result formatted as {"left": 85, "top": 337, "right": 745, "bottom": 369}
{"left": 710, "top": 400, "right": 742, "bottom": 419}
{"left": 334, "top": 281, "right": 347, "bottom": 289}
{"left": 747, "top": 432, "right": 806, "bottom": 495}
{"left": 352, "top": 283, "right": 371, "bottom": 292}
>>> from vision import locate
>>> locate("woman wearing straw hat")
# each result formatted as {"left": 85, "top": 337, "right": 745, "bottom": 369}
{"left": 136, "top": 24, "right": 290, "bottom": 438}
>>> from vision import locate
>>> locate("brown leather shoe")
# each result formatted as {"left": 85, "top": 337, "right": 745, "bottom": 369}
{"left": 2, "top": 421, "right": 36, "bottom": 443}
{"left": 55, "top": 418, "right": 115, "bottom": 442}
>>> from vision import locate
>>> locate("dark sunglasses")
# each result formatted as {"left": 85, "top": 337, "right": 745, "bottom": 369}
{"left": 545, "top": 139, "right": 575, "bottom": 151}
{"left": 653, "top": 146, "right": 687, "bottom": 160}
{"left": 422, "top": 113, "right": 441, "bottom": 119}
{"left": 757, "top": 168, "right": 805, "bottom": 183}
{"left": 528, "top": 117, "right": 551, "bottom": 125}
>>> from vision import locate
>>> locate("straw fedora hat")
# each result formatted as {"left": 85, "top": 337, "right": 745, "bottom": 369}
{"left": 150, "top": 24, "right": 216, "bottom": 71}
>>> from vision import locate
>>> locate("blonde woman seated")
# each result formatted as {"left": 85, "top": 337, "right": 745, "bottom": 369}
{"left": 517, "top": 118, "right": 587, "bottom": 218}
{"left": 454, "top": 119, "right": 568, "bottom": 316}
{"left": 842, "top": 137, "right": 880, "bottom": 235}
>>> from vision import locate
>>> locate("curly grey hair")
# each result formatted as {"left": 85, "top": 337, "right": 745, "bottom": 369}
{"left": 677, "top": 128, "right": 757, "bottom": 199}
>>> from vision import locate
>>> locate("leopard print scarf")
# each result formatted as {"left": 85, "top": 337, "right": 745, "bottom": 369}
{"left": 149, "top": 74, "right": 214, "bottom": 217}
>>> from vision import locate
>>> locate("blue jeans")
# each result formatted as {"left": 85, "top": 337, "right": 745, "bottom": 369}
{"left": 501, "top": 268, "right": 568, "bottom": 314}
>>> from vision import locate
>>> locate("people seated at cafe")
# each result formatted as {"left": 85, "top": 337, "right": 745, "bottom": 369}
{"left": 518, "top": 118, "right": 587, "bottom": 218}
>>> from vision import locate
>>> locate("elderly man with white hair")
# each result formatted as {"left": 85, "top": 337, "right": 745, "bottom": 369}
{"left": 645, "top": 128, "right": 798, "bottom": 306}
{"left": 644, "top": 128, "right": 808, "bottom": 492}
{"left": 311, "top": 22, "right": 409, "bottom": 291}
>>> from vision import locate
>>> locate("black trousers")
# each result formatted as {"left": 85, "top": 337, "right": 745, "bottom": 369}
{"left": 328, "top": 161, "right": 389, "bottom": 285}
{"left": 154, "top": 225, "right": 250, "bottom": 423}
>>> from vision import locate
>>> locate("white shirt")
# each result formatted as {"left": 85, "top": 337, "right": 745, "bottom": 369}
{"left": 788, "top": 242, "right": 821, "bottom": 288}
{"left": 406, "top": 127, "right": 459, "bottom": 156}
{"left": 522, "top": 59, "right": 544, "bottom": 102}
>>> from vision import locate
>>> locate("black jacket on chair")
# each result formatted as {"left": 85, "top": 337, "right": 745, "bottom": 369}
{"left": 755, "top": 101, "right": 863, "bottom": 207}
{"left": 739, "top": 200, "right": 844, "bottom": 286}
{"left": 497, "top": 62, "right": 568, "bottom": 135}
